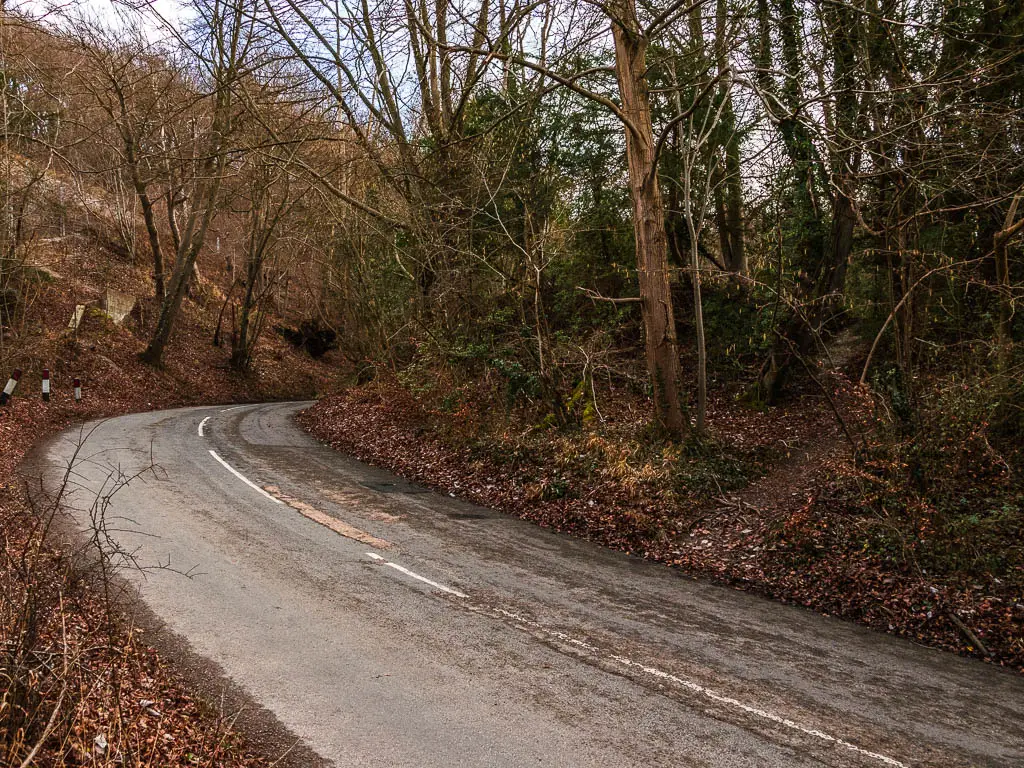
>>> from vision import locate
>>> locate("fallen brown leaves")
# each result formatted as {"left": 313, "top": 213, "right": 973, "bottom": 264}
{"left": 301, "top": 378, "right": 1023, "bottom": 673}
{"left": 1, "top": 522, "right": 268, "bottom": 767}
{"left": 2, "top": 272, "right": 349, "bottom": 766}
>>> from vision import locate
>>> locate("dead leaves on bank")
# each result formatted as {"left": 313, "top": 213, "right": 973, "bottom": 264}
{"left": 301, "top": 381, "right": 1023, "bottom": 672}
{"left": 2, "top": 294, "right": 349, "bottom": 767}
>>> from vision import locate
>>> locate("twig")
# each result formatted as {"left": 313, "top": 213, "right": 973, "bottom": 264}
{"left": 18, "top": 593, "right": 70, "bottom": 768}
{"left": 944, "top": 608, "right": 991, "bottom": 658}
{"left": 576, "top": 286, "right": 641, "bottom": 304}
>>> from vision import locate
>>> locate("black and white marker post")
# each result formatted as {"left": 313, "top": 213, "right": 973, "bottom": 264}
{"left": 73, "top": 377, "right": 82, "bottom": 402}
{"left": 42, "top": 368, "right": 50, "bottom": 402}
{"left": 1, "top": 369, "right": 21, "bottom": 406}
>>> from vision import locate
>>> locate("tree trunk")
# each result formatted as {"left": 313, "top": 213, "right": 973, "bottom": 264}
{"left": 993, "top": 200, "right": 1023, "bottom": 368}
{"left": 137, "top": 187, "right": 165, "bottom": 299}
{"left": 231, "top": 239, "right": 262, "bottom": 370}
{"left": 995, "top": 235, "right": 1011, "bottom": 363}
{"left": 752, "top": 0, "right": 860, "bottom": 404}
{"left": 139, "top": 254, "right": 191, "bottom": 366}
{"left": 689, "top": 217, "right": 707, "bottom": 435}
{"left": 139, "top": 177, "right": 221, "bottom": 366}
{"left": 231, "top": 278, "right": 256, "bottom": 370}
{"left": 721, "top": 140, "right": 746, "bottom": 274}
{"left": 167, "top": 182, "right": 182, "bottom": 252}
{"left": 826, "top": 190, "right": 856, "bottom": 299}
{"left": 124, "top": 142, "right": 166, "bottom": 299}
{"left": 611, "top": 0, "right": 687, "bottom": 438}
{"left": 715, "top": 0, "right": 745, "bottom": 275}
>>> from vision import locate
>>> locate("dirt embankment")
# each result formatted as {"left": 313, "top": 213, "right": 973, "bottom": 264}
{"left": 300, "top": 381, "right": 1023, "bottom": 673}
{"left": 2, "top": 274, "right": 347, "bottom": 767}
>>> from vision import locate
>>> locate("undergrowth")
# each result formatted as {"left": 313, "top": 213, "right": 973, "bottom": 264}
{"left": 1, "top": 448, "right": 265, "bottom": 767}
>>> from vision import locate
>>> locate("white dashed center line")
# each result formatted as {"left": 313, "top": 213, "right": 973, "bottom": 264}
{"left": 198, "top": 416, "right": 211, "bottom": 437}
{"left": 365, "top": 552, "right": 467, "bottom": 597}
{"left": 209, "top": 450, "right": 283, "bottom": 505}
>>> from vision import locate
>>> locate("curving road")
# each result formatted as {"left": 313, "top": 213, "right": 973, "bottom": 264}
{"left": 37, "top": 402, "right": 1023, "bottom": 767}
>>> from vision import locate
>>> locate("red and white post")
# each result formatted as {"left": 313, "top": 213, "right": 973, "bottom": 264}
{"left": 73, "top": 377, "right": 82, "bottom": 402}
{"left": 42, "top": 368, "right": 50, "bottom": 402}
{"left": 1, "top": 369, "right": 21, "bottom": 406}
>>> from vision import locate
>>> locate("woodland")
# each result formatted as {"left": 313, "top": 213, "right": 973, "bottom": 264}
{"left": 1, "top": 0, "right": 1023, "bottom": 762}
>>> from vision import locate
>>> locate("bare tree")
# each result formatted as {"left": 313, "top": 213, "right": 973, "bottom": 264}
{"left": 603, "top": 0, "right": 687, "bottom": 436}
{"left": 266, "top": 0, "right": 706, "bottom": 436}
{"left": 230, "top": 148, "right": 303, "bottom": 370}
{"left": 68, "top": 19, "right": 186, "bottom": 298}
{"left": 140, "top": 0, "right": 255, "bottom": 366}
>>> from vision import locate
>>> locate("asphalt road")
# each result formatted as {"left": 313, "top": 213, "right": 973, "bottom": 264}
{"left": 36, "top": 402, "right": 1024, "bottom": 767}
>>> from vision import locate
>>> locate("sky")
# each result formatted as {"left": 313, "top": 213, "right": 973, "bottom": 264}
{"left": 16, "top": 0, "right": 185, "bottom": 36}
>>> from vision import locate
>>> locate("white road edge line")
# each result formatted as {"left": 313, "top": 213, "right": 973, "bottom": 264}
{"left": 608, "top": 656, "right": 906, "bottom": 767}
{"left": 366, "top": 553, "right": 467, "bottom": 598}
{"left": 221, "top": 405, "right": 245, "bottom": 412}
{"left": 469, "top": 605, "right": 907, "bottom": 768}
{"left": 209, "top": 450, "right": 283, "bottom": 505}
{"left": 198, "top": 416, "right": 211, "bottom": 437}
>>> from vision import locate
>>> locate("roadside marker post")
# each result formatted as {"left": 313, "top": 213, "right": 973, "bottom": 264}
{"left": 73, "top": 377, "right": 82, "bottom": 402}
{"left": 42, "top": 368, "right": 50, "bottom": 402}
{"left": 1, "top": 369, "right": 21, "bottom": 406}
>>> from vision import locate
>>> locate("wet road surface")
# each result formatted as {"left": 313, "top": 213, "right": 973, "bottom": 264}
{"left": 37, "top": 402, "right": 1024, "bottom": 767}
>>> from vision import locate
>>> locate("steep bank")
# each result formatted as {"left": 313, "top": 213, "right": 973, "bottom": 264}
{"left": 2, "top": 208, "right": 347, "bottom": 768}
{"left": 300, "top": 380, "right": 1023, "bottom": 672}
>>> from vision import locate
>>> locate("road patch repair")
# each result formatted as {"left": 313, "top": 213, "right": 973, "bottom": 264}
{"left": 320, "top": 487, "right": 406, "bottom": 522}
{"left": 265, "top": 484, "right": 392, "bottom": 549}
{"left": 198, "top": 409, "right": 391, "bottom": 548}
